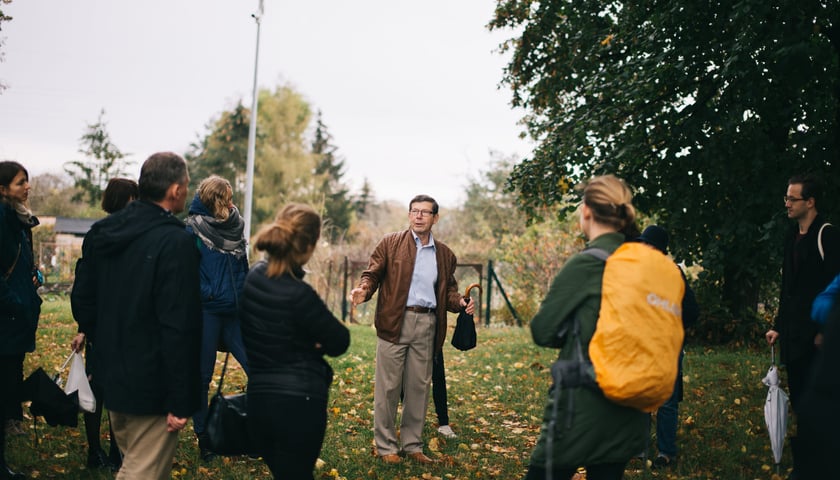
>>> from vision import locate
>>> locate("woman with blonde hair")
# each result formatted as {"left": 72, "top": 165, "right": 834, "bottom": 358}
{"left": 184, "top": 175, "right": 250, "bottom": 462}
{"left": 525, "top": 175, "right": 647, "bottom": 480}
{"left": 240, "top": 203, "right": 350, "bottom": 479}
{"left": 0, "top": 161, "right": 42, "bottom": 480}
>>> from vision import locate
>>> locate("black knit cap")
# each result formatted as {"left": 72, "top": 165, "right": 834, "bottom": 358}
{"left": 638, "top": 225, "right": 669, "bottom": 254}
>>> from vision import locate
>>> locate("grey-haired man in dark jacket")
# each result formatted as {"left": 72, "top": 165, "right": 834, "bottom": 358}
{"left": 72, "top": 152, "right": 202, "bottom": 480}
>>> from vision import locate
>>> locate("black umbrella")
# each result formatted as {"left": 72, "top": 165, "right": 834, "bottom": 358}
{"left": 451, "top": 283, "right": 481, "bottom": 351}
{"left": 21, "top": 367, "right": 79, "bottom": 428}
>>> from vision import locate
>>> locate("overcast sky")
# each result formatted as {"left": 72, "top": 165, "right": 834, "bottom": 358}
{"left": 0, "top": 1, "right": 533, "bottom": 209}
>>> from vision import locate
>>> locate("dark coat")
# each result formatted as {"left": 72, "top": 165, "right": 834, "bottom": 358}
{"left": 529, "top": 233, "right": 648, "bottom": 468}
{"left": 774, "top": 216, "right": 840, "bottom": 363}
{"left": 794, "top": 294, "right": 840, "bottom": 477}
{"left": 240, "top": 262, "right": 350, "bottom": 400}
{"left": 70, "top": 200, "right": 202, "bottom": 418}
{"left": 185, "top": 195, "right": 249, "bottom": 314}
{"left": 0, "top": 202, "right": 41, "bottom": 354}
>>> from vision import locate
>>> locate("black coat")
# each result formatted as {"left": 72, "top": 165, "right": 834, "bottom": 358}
{"left": 71, "top": 200, "right": 202, "bottom": 418}
{"left": 240, "top": 262, "right": 350, "bottom": 400}
{"left": 794, "top": 295, "right": 840, "bottom": 477}
{"left": 774, "top": 216, "right": 840, "bottom": 363}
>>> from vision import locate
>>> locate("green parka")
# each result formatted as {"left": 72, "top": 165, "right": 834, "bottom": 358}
{"left": 529, "top": 232, "right": 648, "bottom": 469}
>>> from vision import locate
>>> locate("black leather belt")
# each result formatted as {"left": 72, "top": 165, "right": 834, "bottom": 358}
{"left": 405, "top": 306, "right": 434, "bottom": 314}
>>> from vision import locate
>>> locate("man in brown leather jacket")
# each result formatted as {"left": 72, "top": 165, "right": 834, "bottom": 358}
{"left": 350, "top": 194, "right": 473, "bottom": 465}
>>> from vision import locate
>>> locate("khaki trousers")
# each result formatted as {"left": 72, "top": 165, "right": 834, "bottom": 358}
{"left": 110, "top": 411, "right": 179, "bottom": 480}
{"left": 374, "top": 310, "right": 436, "bottom": 455}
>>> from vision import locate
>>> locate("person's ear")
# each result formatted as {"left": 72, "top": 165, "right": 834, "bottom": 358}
{"left": 167, "top": 182, "right": 183, "bottom": 201}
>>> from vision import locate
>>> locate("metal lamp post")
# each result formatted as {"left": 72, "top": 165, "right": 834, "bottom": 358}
{"left": 243, "top": 0, "right": 264, "bottom": 240}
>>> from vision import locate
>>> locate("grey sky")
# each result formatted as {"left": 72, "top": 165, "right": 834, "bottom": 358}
{"left": 0, "top": 0, "right": 531, "bottom": 207}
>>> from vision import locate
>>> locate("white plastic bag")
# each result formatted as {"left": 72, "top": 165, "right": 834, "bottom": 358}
{"left": 64, "top": 351, "right": 96, "bottom": 413}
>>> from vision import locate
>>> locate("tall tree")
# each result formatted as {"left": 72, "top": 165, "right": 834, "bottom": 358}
{"left": 311, "top": 111, "right": 354, "bottom": 242}
{"left": 187, "top": 84, "right": 332, "bottom": 236}
{"left": 0, "top": 0, "right": 11, "bottom": 94}
{"left": 461, "top": 151, "right": 527, "bottom": 243}
{"left": 354, "top": 178, "right": 374, "bottom": 217}
{"left": 251, "top": 85, "right": 318, "bottom": 230}
{"left": 185, "top": 103, "right": 250, "bottom": 208}
{"left": 64, "top": 110, "right": 132, "bottom": 206}
{"left": 490, "top": 1, "right": 840, "bottom": 320}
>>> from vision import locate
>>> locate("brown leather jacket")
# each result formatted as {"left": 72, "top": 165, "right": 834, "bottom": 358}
{"left": 356, "top": 229, "right": 462, "bottom": 350}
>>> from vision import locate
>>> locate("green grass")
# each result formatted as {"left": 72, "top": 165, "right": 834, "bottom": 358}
{"left": 8, "top": 294, "right": 789, "bottom": 479}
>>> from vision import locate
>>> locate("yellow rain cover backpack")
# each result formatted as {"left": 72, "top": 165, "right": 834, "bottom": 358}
{"left": 584, "top": 242, "right": 685, "bottom": 412}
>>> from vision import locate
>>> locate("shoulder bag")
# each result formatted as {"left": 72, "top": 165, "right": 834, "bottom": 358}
{"left": 205, "top": 352, "right": 257, "bottom": 456}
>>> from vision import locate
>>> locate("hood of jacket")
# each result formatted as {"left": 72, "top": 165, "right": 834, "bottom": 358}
{"left": 188, "top": 193, "right": 212, "bottom": 217}
{"left": 88, "top": 200, "right": 184, "bottom": 257}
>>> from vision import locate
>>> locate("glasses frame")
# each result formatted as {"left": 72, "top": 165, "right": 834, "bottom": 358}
{"left": 783, "top": 196, "right": 806, "bottom": 203}
{"left": 409, "top": 209, "right": 436, "bottom": 218}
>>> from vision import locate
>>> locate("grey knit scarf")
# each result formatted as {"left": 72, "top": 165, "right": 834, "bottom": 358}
{"left": 185, "top": 206, "right": 247, "bottom": 259}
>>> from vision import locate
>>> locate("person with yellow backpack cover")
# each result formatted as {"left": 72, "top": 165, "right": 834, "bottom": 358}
{"left": 525, "top": 175, "right": 685, "bottom": 480}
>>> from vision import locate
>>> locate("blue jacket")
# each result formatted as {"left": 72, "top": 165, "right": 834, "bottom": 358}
{"left": 812, "top": 273, "right": 840, "bottom": 325}
{"left": 185, "top": 195, "right": 249, "bottom": 314}
{"left": 0, "top": 202, "right": 41, "bottom": 354}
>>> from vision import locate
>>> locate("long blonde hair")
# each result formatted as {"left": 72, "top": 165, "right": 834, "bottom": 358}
{"left": 581, "top": 174, "right": 637, "bottom": 236}
{"left": 253, "top": 203, "right": 322, "bottom": 278}
{"left": 197, "top": 175, "right": 233, "bottom": 220}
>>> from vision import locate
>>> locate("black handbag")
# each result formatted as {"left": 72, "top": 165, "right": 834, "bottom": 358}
{"left": 205, "top": 352, "right": 257, "bottom": 456}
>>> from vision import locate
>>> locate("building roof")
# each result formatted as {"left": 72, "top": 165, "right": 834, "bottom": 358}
{"left": 55, "top": 217, "right": 97, "bottom": 236}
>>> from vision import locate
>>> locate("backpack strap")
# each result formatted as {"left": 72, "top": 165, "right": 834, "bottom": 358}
{"left": 818, "top": 223, "right": 832, "bottom": 261}
{"left": 582, "top": 247, "right": 610, "bottom": 262}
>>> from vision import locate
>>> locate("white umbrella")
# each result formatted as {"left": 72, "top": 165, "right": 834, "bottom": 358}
{"left": 762, "top": 345, "right": 789, "bottom": 474}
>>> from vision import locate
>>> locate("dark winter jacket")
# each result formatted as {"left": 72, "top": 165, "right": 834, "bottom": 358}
{"left": 529, "top": 232, "right": 648, "bottom": 468}
{"left": 774, "top": 216, "right": 840, "bottom": 363}
{"left": 355, "top": 229, "right": 462, "bottom": 351}
{"left": 70, "top": 200, "right": 202, "bottom": 418}
{"left": 185, "top": 195, "right": 249, "bottom": 314}
{"left": 795, "top": 291, "right": 840, "bottom": 477}
{"left": 0, "top": 202, "right": 41, "bottom": 354}
{"left": 240, "top": 261, "right": 350, "bottom": 400}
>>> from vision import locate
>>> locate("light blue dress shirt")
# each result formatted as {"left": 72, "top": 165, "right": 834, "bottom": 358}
{"left": 406, "top": 230, "right": 438, "bottom": 308}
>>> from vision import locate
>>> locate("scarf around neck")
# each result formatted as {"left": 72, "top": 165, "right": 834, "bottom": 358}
{"left": 185, "top": 205, "right": 247, "bottom": 259}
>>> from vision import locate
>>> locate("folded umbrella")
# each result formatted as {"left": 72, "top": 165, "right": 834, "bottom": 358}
{"left": 451, "top": 283, "right": 481, "bottom": 351}
{"left": 761, "top": 345, "right": 788, "bottom": 475}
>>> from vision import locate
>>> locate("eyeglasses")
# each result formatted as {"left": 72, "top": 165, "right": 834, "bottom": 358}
{"left": 783, "top": 196, "right": 806, "bottom": 203}
{"left": 409, "top": 209, "right": 435, "bottom": 218}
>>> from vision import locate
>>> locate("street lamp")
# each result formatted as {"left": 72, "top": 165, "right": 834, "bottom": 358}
{"left": 243, "top": 0, "right": 264, "bottom": 241}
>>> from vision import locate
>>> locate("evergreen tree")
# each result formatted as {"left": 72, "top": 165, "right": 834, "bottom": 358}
{"left": 64, "top": 110, "right": 132, "bottom": 206}
{"left": 311, "top": 111, "right": 354, "bottom": 242}
{"left": 185, "top": 103, "right": 250, "bottom": 208}
{"left": 354, "top": 178, "right": 373, "bottom": 217}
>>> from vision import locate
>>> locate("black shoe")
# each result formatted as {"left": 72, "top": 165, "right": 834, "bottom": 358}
{"left": 87, "top": 448, "right": 114, "bottom": 470}
{"left": 651, "top": 454, "right": 673, "bottom": 469}
{"left": 196, "top": 433, "right": 218, "bottom": 463}
{"left": 0, "top": 464, "right": 26, "bottom": 480}
{"left": 108, "top": 451, "right": 122, "bottom": 472}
